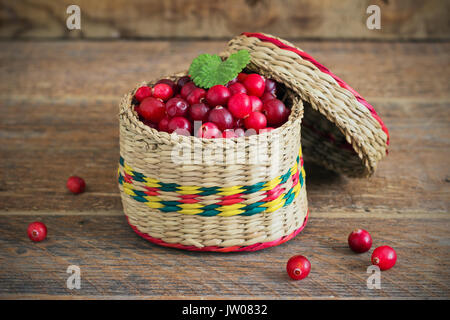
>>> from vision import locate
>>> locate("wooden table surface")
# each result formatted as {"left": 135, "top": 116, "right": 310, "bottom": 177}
{"left": 0, "top": 40, "right": 449, "bottom": 299}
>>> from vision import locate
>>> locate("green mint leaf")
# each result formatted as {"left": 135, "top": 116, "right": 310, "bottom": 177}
{"left": 188, "top": 50, "right": 251, "bottom": 88}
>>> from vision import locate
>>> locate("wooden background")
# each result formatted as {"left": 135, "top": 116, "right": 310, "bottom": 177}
{"left": 0, "top": 0, "right": 449, "bottom": 300}
{"left": 1, "top": 0, "right": 449, "bottom": 40}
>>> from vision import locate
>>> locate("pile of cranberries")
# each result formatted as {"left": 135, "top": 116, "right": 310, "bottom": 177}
{"left": 133, "top": 73, "right": 290, "bottom": 138}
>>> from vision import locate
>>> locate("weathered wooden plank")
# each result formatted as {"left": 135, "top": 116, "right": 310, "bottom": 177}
{"left": 0, "top": 41, "right": 448, "bottom": 101}
{"left": 0, "top": 214, "right": 448, "bottom": 299}
{"left": 0, "top": 0, "right": 449, "bottom": 40}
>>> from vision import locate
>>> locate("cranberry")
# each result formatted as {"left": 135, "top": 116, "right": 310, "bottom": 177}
{"left": 206, "top": 85, "right": 231, "bottom": 107}
{"left": 237, "top": 72, "right": 248, "bottom": 83}
{"left": 227, "top": 77, "right": 238, "bottom": 86}
{"left": 166, "top": 97, "right": 189, "bottom": 117}
{"left": 228, "top": 93, "right": 251, "bottom": 119}
{"left": 152, "top": 83, "right": 173, "bottom": 101}
{"left": 234, "top": 128, "right": 245, "bottom": 137}
{"left": 189, "top": 103, "right": 210, "bottom": 122}
{"left": 140, "top": 97, "right": 166, "bottom": 123}
{"left": 228, "top": 82, "right": 247, "bottom": 96}
{"left": 177, "top": 76, "right": 191, "bottom": 88}
{"left": 143, "top": 120, "right": 157, "bottom": 129}
{"left": 197, "top": 122, "right": 221, "bottom": 139}
{"left": 208, "top": 106, "right": 234, "bottom": 131}
{"left": 264, "top": 79, "right": 277, "bottom": 94}
{"left": 261, "top": 92, "right": 276, "bottom": 103}
{"left": 187, "top": 88, "right": 206, "bottom": 105}
{"left": 243, "top": 74, "right": 265, "bottom": 97}
{"left": 180, "top": 82, "right": 197, "bottom": 99}
{"left": 249, "top": 96, "right": 263, "bottom": 112}
{"left": 235, "top": 118, "right": 245, "bottom": 128}
{"left": 222, "top": 129, "right": 237, "bottom": 138}
{"left": 372, "top": 246, "right": 397, "bottom": 271}
{"left": 27, "top": 221, "right": 47, "bottom": 242}
{"left": 244, "top": 112, "right": 267, "bottom": 131}
{"left": 286, "top": 255, "right": 311, "bottom": 280}
{"left": 135, "top": 86, "right": 152, "bottom": 102}
{"left": 348, "top": 229, "right": 372, "bottom": 253}
{"left": 156, "top": 79, "right": 177, "bottom": 93}
{"left": 158, "top": 116, "right": 170, "bottom": 132}
{"left": 263, "top": 99, "right": 289, "bottom": 127}
{"left": 168, "top": 116, "right": 191, "bottom": 136}
{"left": 66, "top": 176, "right": 86, "bottom": 194}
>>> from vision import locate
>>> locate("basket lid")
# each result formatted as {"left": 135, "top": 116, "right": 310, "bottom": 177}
{"left": 225, "top": 32, "right": 389, "bottom": 177}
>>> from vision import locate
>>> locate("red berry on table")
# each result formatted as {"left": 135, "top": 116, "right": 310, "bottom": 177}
{"left": 156, "top": 79, "right": 177, "bottom": 93}
{"left": 167, "top": 116, "right": 192, "bottom": 136}
{"left": 197, "top": 122, "right": 221, "bottom": 139}
{"left": 208, "top": 106, "right": 234, "bottom": 131}
{"left": 244, "top": 111, "right": 267, "bottom": 131}
{"left": 140, "top": 97, "right": 166, "bottom": 123}
{"left": 348, "top": 229, "right": 372, "bottom": 253}
{"left": 264, "top": 78, "right": 277, "bottom": 94}
{"left": 263, "top": 99, "right": 289, "bottom": 127}
{"left": 135, "top": 86, "right": 152, "bottom": 102}
{"left": 228, "top": 93, "right": 251, "bottom": 119}
{"left": 152, "top": 83, "right": 173, "bottom": 101}
{"left": 237, "top": 72, "right": 248, "bottom": 83}
{"left": 222, "top": 129, "right": 237, "bottom": 138}
{"left": 228, "top": 82, "right": 247, "bottom": 96}
{"left": 206, "top": 85, "right": 231, "bottom": 107}
{"left": 372, "top": 246, "right": 397, "bottom": 271}
{"left": 66, "top": 176, "right": 86, "bottom": 194}
{"left": 286, "top": 255, "right": 311, "bottom": 280}
{"left": 187, "top": 88, "right": 206, "bottom": 105}
{"left": 261, "top": 91, "right": 276, "bottom": 103}
{"left": 166, "top": 97, "right": 189, "bottom": 118}
{"left": 180, "top": 82, "right": 197, "bottom": 99}
{"left": 158, "top": 116, "right": 170, "bottom": 132}
{"left": 27, "top": 221, "right": 47, "bottom": 242}
{"left": 243, "top": 74, "right": 265, "bottom": 97}
{"left": 189, "top": 103, "right": 210, "bottom": 122}
{"left": 249, "top": 95, "right": 263, "bottom": 112}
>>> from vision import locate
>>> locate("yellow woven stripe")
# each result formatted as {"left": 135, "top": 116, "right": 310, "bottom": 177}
{"left": 176, "top": 189, "right": 203, "bottom": 195}
{"left": 178, "top": 208, "right": 204, "bottom": 215}
{"left": 144, "top": 201, "right": 164, "bottom": 209}
{"left": 217, "top": 209, "right": 246, "bottom": 217}
{"left": 178, "top": 203, "right": 204, "bottom": 209}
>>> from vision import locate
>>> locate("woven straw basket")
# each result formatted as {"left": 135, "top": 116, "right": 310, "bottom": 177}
{"left": 118, "top": 32, "right": 388, "bottom": 252}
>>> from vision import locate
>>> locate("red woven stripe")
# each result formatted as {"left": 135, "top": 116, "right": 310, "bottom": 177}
{"left": 241, "top": 32, "right": 389, "bottom": 146}
{"left": 126, "top": 210, "right": 309, "bottom": 252}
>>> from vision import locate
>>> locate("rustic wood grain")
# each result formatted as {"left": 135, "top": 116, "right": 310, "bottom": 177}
{"left": 0, "top": 214, "right": 448, "bottom": 299}
{"left": 0, "top": 0, "right": 449, "bottom": 40}
{"left": 0, "top": 41, "right": 449, "bottom": 213}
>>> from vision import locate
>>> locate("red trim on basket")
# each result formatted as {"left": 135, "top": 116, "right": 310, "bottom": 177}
{"left": 241, "top": 32, "right": 389, "bottom": 146}
{"left": 126, "top": 210, "right": 309, "bottom": 252}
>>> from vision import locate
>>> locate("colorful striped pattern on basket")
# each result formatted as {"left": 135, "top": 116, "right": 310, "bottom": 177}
{"left": 118, "top": 154, "right": 305, "bottom": 217}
